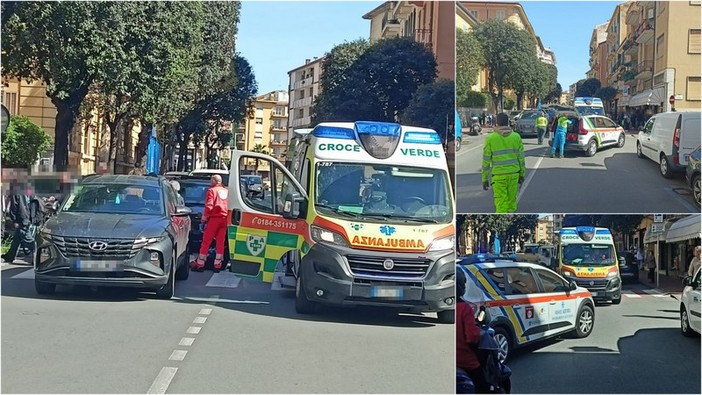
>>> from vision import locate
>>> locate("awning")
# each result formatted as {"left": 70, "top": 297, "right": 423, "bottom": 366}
{"left": 665, "top": 215, "right": 701, "bottom": 243}
{"left": 629, "top": 87, "right": 665, "bottom": 107}
{"left": 618, "top": 96, "right": 630, "bottom": 107}
{"left": 644, "top": 220, "right": 673, "bottom": 244}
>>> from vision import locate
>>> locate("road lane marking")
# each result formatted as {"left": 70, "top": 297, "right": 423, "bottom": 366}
{"left": 517, "top": 155, "right": 544, "bottom": 203}
{"left": 179, "top": 337, "right": 195, "bottom": 346}
{"left": 186, "top": 326, "right": 202, "bottom": 334}
{"left": 622, "top": 291, "right": 642, "bottom": 298}
{"left": 174, "top": 296, "right": 269, "bottom": 305}
{"left": 193, "top": 316, "right": 207, "bottom": 324}
{"left": 642, "top": 289, "right": 663, "bottom": 295}
{"left": 205, "top": 271, "right": 241, "bottom": 288}
{"left": 168, "top": 350, "right": 188, "bottom": 361}
{"left": 146, "top": 367, "right": 178, "bottom": 394}
{"left": 10, "top": 269, "right": 34, "bottom": 279}
{"left": 198, "top": 308, "right": 212, "bottom": 315}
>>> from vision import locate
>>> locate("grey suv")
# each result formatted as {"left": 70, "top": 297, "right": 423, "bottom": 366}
{"left": 35, "top": 175, "right": 192, "bottom": 299}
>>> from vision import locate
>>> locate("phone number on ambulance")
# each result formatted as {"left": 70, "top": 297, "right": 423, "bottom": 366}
{"left": 251, "top": 217, "right": 297, "bottom": 230}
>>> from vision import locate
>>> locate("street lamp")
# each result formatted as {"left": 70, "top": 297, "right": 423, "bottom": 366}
{"left": 1, "top": 104, "right": 10, "bottom": 135}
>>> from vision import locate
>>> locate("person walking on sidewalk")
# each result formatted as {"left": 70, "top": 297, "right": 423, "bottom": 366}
{"left": 481, "top": 113, "right": 526, "bottom": 213}
{"left": 551, "top": 114, "right": 572, "bottom": 158}
{"left": 190, "top": 175, "right": 229, "bottom": 273}
{"left": 1, "top": 182, "right": 44, "bottom": 264}
{"left": 636, "top": 247, "right": 644, "bottom": 271}
{"left": 535, "top": 111, "right": 548, "bottom": 145}
{"left": 645, "top": 250, "right": 657, "bottom": 283}
{"left": 688, "top": 246, "right": 701, "bottom": 277}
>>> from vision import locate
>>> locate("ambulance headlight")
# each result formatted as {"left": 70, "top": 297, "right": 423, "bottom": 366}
{"left": 606, "top": 271, "right": 618, "bottom": 278}
{"left": 428, "top": 236, "right": 454, "bottom": 252}
{"left": 562, "top": 271, "right": 573, "bottom": 277}
{"left": 310, "top": 226, "right": 349, "bottom": 248}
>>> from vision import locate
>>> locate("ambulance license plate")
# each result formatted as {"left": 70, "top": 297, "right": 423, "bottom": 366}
{"left": 371, "top": 287, "right": 403, "bottom": 298}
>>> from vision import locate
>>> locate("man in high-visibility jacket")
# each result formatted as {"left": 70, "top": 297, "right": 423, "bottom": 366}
{"left": 482, "top": 113, "right": 526, "bottom": 213}
{"left": 190, "top": 174, "right": 229, "bottom": 272}
{"left": 551, "top": 114, "right": 573, "bottom": 158}
{"left": 535, "top": 111, "right": 548, "bottom": 145}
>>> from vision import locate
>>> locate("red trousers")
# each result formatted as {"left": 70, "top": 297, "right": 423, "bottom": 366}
{"left": 200, "top": 216, "right": 227, "bottom": 256}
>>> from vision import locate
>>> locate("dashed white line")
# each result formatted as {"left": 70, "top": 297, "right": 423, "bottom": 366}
{"left": 146, "top": 367, "right": 178, "bottom": 394}
{"left": 622, "top": 291, "right": 642, "bottom": 298}
{"left": 517, "top": 155, "right": 545, "bottom": 202}
{"left": 186, "top": 326, "right": 202, "bottom": 335}
{"left": 199, "top": 308, "right": 212, "bottom": 315}
{"left": 193, "top": 316, "right": 207, "bottom": 324}
{"left": 168, "top": 350, "right": 188, "bottom": 361}
{"left": 179, "top": 337, "right": 195, "bottom": 346}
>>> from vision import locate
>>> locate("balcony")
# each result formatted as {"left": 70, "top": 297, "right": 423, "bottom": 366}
{"left": 291, "top": 116, "right": 311, "bottom": 128}
{"left": 382, "top": 13, "right": 402, "bottom": 37}
{"left": 393, "top": 1, "right": 417, "bottom": 19}
{"left": 270, "top": 139, "right": 288, "bottom": 147}
{"left": 635, "top": 20, "right": 654, "bottom": 44}
{"left": 292, "top": 97, "right": 313, "bottom": 108}
{"left": 414, "top": 28, "right": 433, "bottom": 49}
{"left": 635, "top": 60, "right": 653, "bottom": 80}
{"left": 625, "top": 8, "right": 640, "bottom": 26}
{"left": 270, "top": 124, "right": 286, "bottom": 133}
{"left": 292, "top": 76, "right": 314, "bottom": 90}
{"left": 621, "top": 34, "right": 638, "bottom": 55}
{"left": 271, "top": 111, "right": 287, "bottom": 119}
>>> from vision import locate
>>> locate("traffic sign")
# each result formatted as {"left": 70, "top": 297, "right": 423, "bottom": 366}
{"left": 653, "top": 214, "right": 663, "bottom": 222}
{"left": 651, "top": 223, "right": 665, "bottom": 233}
{"left": 669, "top": 95, "right": 675, "bottom": 105}
{"left": 0, "top": 104, "right": 9, "bottom": 135}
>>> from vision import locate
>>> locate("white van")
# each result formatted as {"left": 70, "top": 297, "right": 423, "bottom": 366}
{"left": 636, "top": 112, "right": 701, "bottom": 178}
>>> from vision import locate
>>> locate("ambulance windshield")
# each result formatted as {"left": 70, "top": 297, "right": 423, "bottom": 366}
{"left": 562, "top": 244, "right": 616, "bottom": 266}
{"left": 315, "top": 162, "right": 452, "bottom": 224}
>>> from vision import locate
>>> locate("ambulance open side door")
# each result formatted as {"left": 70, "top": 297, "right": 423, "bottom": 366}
{"left": 227, "top": 151, "right": 309, "bottom": 283}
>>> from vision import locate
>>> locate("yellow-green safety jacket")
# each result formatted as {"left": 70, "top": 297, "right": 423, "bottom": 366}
{"left": 535, "top": 116, "right": 548, "bottom": 127}
{"left": 481, "top": 129, "right": 526, "bottom": 183}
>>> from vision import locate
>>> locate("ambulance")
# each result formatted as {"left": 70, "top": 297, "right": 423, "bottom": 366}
{"left": 227, "top": 121, "right": 456, "bottom": 323}
{"left": 555, "top": 226, "right": 622, "bottom": 304}
{"left": 574, "top": 97, "right": 605, "bottom": 116}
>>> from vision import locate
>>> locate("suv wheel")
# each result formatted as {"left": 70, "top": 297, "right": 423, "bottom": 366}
{"left": 585, "top": 139, "right": 597, "bottom": 157}
{"left": 660, "top": 155, "right": 673, "bottom": 178}
{"left": 155, "top": 256, "right": 175, "bottom": 299}
{"left": 437, "top": 309, "right": 455, "bottom": 324}
{"left": 681, "top": 306, "right": 695, "bottom": 337}
{"left": 574, "top": 304, "right": 594, "bottom": 338}
{"left": 175, "top": 252, "right": 190, "bottom": 281}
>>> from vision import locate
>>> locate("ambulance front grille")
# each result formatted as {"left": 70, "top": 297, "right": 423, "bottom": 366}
{"left": 346, "top": 255, "right": 430, "bottom": 280}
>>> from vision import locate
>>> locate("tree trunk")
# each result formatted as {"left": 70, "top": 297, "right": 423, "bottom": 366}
{"left": 132, "top": 121, "right": 151, "bottom": 174}
{"left": 52, "top": 104, "right": 79, "bottom": 172}
{"left": 105, "top": 116, "right": 123, "bottom": 174}
{"left": 516, "top": 92, "right": 524, "bottom": 110}
{"left": 177, "top": 132, "right": 190, "bottom": 172}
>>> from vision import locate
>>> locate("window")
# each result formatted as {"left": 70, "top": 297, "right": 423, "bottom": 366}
{"left": 503, "top": 267, "right": 540, "bottom": 295}
{"left": 656, "top": 34, "right": 665, "bottom": 58}
{"left": 299, "top": 89, "right": 305, "bottom": 99}
{"left": 596, "top": 117, "right": 616, "bottom": 129}
{"left": 687, "top": 77, "right": 701, "bottom": 101}
{"left": 297, "top": 108, "right": 304, "bottom": 118}
{"left": 496, "top": 10, "right": 505, "bottom": 19}
{"left": 255, "top": 105, "right": 263, "bottom": 111}
{"left": 689, "top": 29, "right": 701, "bottom": 54}
{"left": 309, "top": 87, "right": 313, "bottom": 97}
{"left": 484, "top": 268, "right": 506, "bottom": 294}
{"left": 255, "top": 118, "right": 263, "bottom": 125}
{"left": 470, "top": 10, "right": 478, "bottom": 18}
{"left": 163, "top": 183, "right": 178, "bottom": 214}
{"left": 534, "top": 269, "right": 567, "bottom": 293}
{"left": 2, "top": 92, "right": 18, "bottom": 114}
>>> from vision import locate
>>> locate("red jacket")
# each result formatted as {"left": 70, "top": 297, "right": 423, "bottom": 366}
{"left": 204, "top": 185, "right": 228, "bottom": 218}
{"left": 456, "top": 300, "right": 481, "bottom": 371}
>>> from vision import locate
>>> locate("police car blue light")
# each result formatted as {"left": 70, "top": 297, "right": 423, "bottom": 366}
{"left": 354, "top": 121, "right": 401, "bottom": 137}
{"left": 403, "top": 132, "right": 442, "bottom": 145}
{"left": 312, "top": 126, "right": 355, "bottom": 140}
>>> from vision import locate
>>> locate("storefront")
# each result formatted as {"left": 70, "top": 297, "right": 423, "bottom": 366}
{"left": 664, "top": 215, "right": 702, "bottom": 278}
{"left": 643, "top": 220, "right": 673, "bottom": 275}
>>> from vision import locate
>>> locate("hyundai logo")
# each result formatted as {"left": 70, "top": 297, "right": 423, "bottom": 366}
{"left": 89, "top": 241, "right": 108, "bottom": 251}
{"left": 382, "top": 259, "right": 394, "bottom": 270}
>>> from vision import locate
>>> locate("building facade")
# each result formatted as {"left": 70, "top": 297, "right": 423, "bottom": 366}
{"left": 240, "top": 91, "right": 289, "bottom": 164}
{"left": 587, "top": 21, "right": 610, "bottom": 85}
{"left": 287, "top": 57, "right": 324, "bottom": 139}
{"left": 363, "top": 1, "right": 455, "bottom": 80}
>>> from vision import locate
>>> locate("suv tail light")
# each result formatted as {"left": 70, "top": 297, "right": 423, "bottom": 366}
{"left": 578, "top": 119, "right": 588, "bottom": 135}
{"left": 673, "top": 127, "right": 681, "bottom": 165}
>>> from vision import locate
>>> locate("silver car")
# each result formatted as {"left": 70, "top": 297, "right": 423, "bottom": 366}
{"left": 515, "top": 111, "right": 540, "bottom": 137}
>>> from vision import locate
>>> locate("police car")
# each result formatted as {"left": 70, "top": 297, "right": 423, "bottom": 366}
{"left": 457, "top": 260, "right": 595, "bottom": 362}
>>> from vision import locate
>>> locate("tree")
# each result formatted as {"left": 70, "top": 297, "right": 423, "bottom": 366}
{"left": 456, "top": 29, "right": 483, "bottom": 107}
{"left": 312, "top": 39, "right": 370, "bottom": 125}
{"left": 313, "top": 37, "right": 436, "bottom": 123}
{"left": 575, "top": 78, "right": 601, "bottom": 97}
{"left": 1, "top": 116, "right": 53, "bottom": 168}
{"left": 475, "top": 19, "right": 535, "bottom": 112}
{"left": 459, "top": 91, "right": 490, "bottom": 108}
{"left": 1, "top": 2, "right": 121, "bottom": 171}
{"left": 401, "top": 79, "right": 455, "bottom": 140}
{"left": 504, "top": 98, "right": 515, "bottom": 110}
{"left": 594, "top": 86, "right": 618, "bottom": 103}
{"left": 250, "top": 144, "right": 268, "bottom": 174}
{"left": 544, "top": 82, "right": 563, "bottom": 104}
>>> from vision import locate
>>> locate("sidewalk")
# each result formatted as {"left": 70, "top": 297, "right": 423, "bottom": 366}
{"left": 637, "top": 268, "right": 687, "bottom": 294}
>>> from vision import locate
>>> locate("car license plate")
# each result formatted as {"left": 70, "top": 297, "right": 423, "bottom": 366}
{"left": 371, "top": 287, "right": 403, "bottom": 298}
{"left": 591, "top": 292, "right": 600, "bottom": 297}
{"left": 75, "top": 260, "right": 123, "bottom": 272}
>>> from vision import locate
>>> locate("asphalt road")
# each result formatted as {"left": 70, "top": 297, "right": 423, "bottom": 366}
{"left": 456, "top": 132, "right": 698, "bottom": 213}
{"left": 506, "top": 280, "right": 701, "bottom": 394}
{"left": 1, "top": 262, "right": 453, "bottom": 394}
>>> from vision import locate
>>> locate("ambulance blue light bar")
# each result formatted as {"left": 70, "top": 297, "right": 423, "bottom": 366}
{"left": 560, "top": 229, "right": 577, "bottom": 234}
{"left": 403, "top": 131, "right": 442, "bottom": 145}
{"left": 312, "top": 126, "right": 355, "bottom": 140}
{"left": 596, "top": 229, "right": 611, "bottom": 235}
{"left": 354, "top": 121, "right": 401, "bottom": 137}
{"left": 575, "top": 226, "right": 595, "bottom": 233}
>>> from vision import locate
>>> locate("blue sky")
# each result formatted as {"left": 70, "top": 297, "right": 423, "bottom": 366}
{"left": 237, "top": 1, "right": 381, "bottom": 95}
{"left": 521, "top": 1, "right": 620, "bottom": 89}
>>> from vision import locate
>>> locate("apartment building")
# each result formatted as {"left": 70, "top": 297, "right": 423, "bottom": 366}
{"left": 362, "top": 1, "right": 455, "bottom": 80}
{"left": 239, "top": 90, "right": 289, "bottom": 170}
{"left": 587, "top": 21, "right": 610, "bottom": 85}
{"left": 286, "top": 57, "right": 324, "bottom": 139}
{"left": 535, "top": 217, "right": 553, "bottom": 244}
{"left": 605, "top": 2, "right": 633, "bottom": 101}
{"left": 613, "top": 1, "right": 700, "bottom": 113}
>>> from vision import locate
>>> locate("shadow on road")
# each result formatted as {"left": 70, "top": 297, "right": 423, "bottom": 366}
{"left": 509, "top": 327, "right": 700, "bottom": 394}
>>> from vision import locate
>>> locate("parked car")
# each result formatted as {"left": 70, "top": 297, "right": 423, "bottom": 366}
{"left": 680, "top": 267, "right": 700, "bottom": 336}
{"left": 164, "top": 171, "right": 190, "bottom": 181}
{"left": 457, "top": 260, "right": 595, "bottom": 362}
{"left": 549, "top": 113, "right": 626, "bottom": 157}
{"left": 240, "top": 174, "right": 264, "bottom": 198}
{"left": 457, "top": 253, "right": 516, "bottom": 265}
{"left": 34, "top": 175, "right": 192, "bottom": 298}
{"left": 188, "top": 169, "right": 230, "bottom": 186}
{"left": 636, "top": 111, "right": 701, "bottom": 178}
{"left": 515, "top": 110, "right": 541, "bottom": 138}
{"left": 177, "top": 177, "right": 230, "bottom": 269}
{"left": 618, "top": 251, "right": 639, "bottom": 284}
{"left": 685, "top": 146, "right": 700, "bottom": 207}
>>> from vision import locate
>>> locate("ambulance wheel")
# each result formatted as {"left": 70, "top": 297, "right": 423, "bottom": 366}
{"left": 437, "top": 309, "right": 455, "bottom": 324}
{"left": 574, "top": 304, "right": 594, "bottom": 338}
{"left": 585, "top": 139, "right": 597, "bottom": 157}
{"left": 295, "top": 273, "right": 317, "bottom": 314}
{"left": 611, "top": 295, "right": 621, "bottom": 305}
{"left": 493, "top": 326, "right": 512, "bottom": 364}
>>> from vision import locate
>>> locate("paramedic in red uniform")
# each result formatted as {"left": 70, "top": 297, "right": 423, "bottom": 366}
{"left": 190, "top": 175, "right": 228, "bottom": 272}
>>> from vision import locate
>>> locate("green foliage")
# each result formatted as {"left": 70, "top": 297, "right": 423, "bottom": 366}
{"left": 456, "top": 29, "right": 483, "bottom": 107}
{"left": 459, "top": 91, "right": 490, "bottom": 108}
{"left": 544, "top": 82, "right": 563, "bottom": 104}
{"left": 575, "top": 78, "right": 601, "bottom": 97}
{"left": 401, "top": 79, "right": 455, "bottom": 137}
{"left": 504, "top": 98, "right": 515, "bottom": 110}
{"left": 594, "top": 86, "right": 618, "bottom": 102}
{"left": 313, "top": 37, "right": 436, "bottom": 123}
{"left": 1, "top": 116, "right": 52, "bottom": 168}
{"left": 459, "top": 214, "right": 539, "bottom": 252}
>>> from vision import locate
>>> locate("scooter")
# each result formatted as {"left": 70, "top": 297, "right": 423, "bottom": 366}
{"left": 456, "top": 306, "right": 512, "bottom": 394}
{"left": 469, "top": 116, "right": 482, "bottom": 136}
